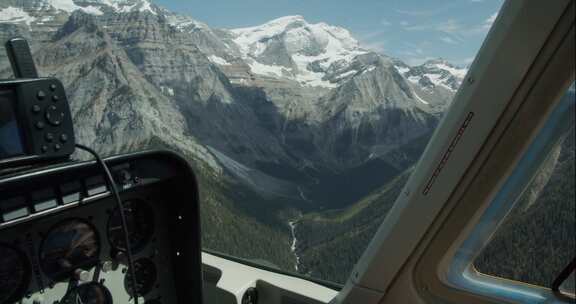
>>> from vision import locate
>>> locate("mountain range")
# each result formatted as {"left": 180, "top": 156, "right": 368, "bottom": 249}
{"left": 6, "top": 0, "right": 564, "bottom": 285}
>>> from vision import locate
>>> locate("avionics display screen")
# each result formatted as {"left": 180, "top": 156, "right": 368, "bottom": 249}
{"left": 0, "top": 90, "right": 24, "bottom": 158}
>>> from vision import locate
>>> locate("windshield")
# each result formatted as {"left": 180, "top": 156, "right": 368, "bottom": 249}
{"left": 1, "top": 0, "right": 504, "bottom": 284}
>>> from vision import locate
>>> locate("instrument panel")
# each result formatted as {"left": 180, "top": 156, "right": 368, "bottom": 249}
{"left": 0, "top": 151, "right": 203, "bottom": 304}
{"left": 0, "top": 244, "right": 30, "bottom": 303}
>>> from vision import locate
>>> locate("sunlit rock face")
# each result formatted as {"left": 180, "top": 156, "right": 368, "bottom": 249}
{"left": 0, "top": 0, "right": 467, "bottom": 200}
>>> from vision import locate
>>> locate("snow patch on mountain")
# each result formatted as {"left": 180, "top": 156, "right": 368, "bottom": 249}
{"left": 434, "top": 62, "right": 467, "bottom": 79}
{"left": 248, "top": 60, "right": 288, "bottom": 78}
{"left": 1, "top": 0, "right": 160, "bottom": 20}
{"left": 135, "top": 0, "right": 155, "bottom": 14}
{"left": 37, "top": 0, "right": 159, "bottom": 16}
{"left": 395, "top": 65, "right": 410, "bottom": 74}
{"left": 0, "top": 7, "right": 37, "bottom": 25}
{"left": 402, "top": 59, "right": 468, "bottom": 92}
{"left": 409, "top": 73, "right": 449, "bottom": 90}
{"left": 412, "top": 92, "right": 429, "bottom": 105}
{"left": 37, "top": 16, "right": 55, "bottom": 24}
{"left": 406, "top": 75, "right": 420, "bottom": 84}
{"left": 77, "top": 5, "right": 102, "bottom": 15}
{"left": 291, "top": 54, "right": 339, "bottom": 87}
{"left": 43, "top": 0, "right": 103, "bottom": 15}
{"left": 362, "top": 66, "right": 376, "bottom": 75}
{"left": 160, "top": 86, "right": 174, "bottom": 96}
{"left": 336, "top": 70, "right": 358, "bottom": 79}
{"left": 168, "top": 16, "right": 208, "bottom": 31}
{"left": 94, "top": 0, "right": 156, "bottom": 14}
{"left": 208, "top": 55, "right": 231, "bottom": 66}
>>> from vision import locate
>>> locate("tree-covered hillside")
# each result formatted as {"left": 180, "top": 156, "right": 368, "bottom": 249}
{"left": 295, "top": 170, "right": 412, "bottom": 283}
{"left": 293, "top": 119, "right": 575, "bottom": 287}
{"left": 475, "top": 126, "right": 575, "bottom": 290}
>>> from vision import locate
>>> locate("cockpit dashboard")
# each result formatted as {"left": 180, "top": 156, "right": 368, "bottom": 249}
{"left": 0, "top": 151, "right": 202, "bottom": 304}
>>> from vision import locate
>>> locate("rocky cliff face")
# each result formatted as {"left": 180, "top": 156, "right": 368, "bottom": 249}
{"left": 18, "top": 11, "right": 220, "bottom": 171}
{"left": 313, "top": 54, "right": 438, "bottom": 166}
{"left": 0, "top": 0, "right": 468, "bottom": 206}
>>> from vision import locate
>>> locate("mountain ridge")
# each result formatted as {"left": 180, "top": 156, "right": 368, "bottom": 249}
{"left": 0, "top": 0, "right": 473, "bottom": 211}
{"left": 1, "top": 0, "right": 474, "bottom": 283}
{"left": 0, "top": 0, "right": 469, "bottom": 214}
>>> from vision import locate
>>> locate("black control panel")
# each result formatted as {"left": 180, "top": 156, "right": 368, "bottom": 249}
{"left": 1, "top": 78, "right": 75, "bottom": 158}
{"left": 0, "top": 38, "right": 75, "bottom": 168}
{"left": 0, "top": 151, "right": 203, "bottom": 304}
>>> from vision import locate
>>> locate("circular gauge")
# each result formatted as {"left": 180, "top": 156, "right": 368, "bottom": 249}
{"left": 108, "top": 200, "right": 154, "bottom": 253}
{"left": 60, "top": 283, "right": 113, "bottom": 304}
{"left": 39, "top": 219, "right": 100, "bottom": 281}
{"left": 0, "top": 244, "right": 30, "bottom": 303}
{"left": 124, "top": 258, "right": 157, "bottom": 297}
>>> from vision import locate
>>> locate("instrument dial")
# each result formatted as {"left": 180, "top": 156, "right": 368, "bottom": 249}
{"left": 39, "top": 219, "right": 100, "bottom": 281}
{"left": 61, "top": 283, "right": 112, "bottom": 304}
{"left": 108, "top": 200, "right": 154, "bottom": 253}
{"left": 125, "top": 258, "right": 157, "bottom": 297}
{"left": 0, "top": 244, "right": 30, "bottom": 304}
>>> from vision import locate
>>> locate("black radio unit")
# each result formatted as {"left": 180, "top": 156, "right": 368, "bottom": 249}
{"left": 0, "top": 38, "right": 75, "bottom": 169}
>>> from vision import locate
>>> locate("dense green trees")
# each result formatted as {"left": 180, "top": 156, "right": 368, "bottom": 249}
{"left": 476, "top": 127, "right": 575, "bottom": 290}
{"left": 291, "top": 128, "right": 575, "bottom": 287}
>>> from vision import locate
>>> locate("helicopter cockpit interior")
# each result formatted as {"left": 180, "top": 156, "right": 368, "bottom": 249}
{"left": 0, "top": 0, "right": 574, "bottom": 303}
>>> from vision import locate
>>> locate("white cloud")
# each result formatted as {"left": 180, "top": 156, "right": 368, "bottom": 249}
{"left": 414, "top": 48, "right": 424, "bottom": 55}
{"left": 358, "top": 30, "right": 386, "bottom": 40}
{"left": 395, "top": 8, "right": 437, "bottom": 17}
{"left": 362, "top": 41, "right": 387, "bottom": 53}
{"left": 401, "top": 13, "right": 499, "bottom": 36}
{"left": 470, "top": 0, "right": 484, "bottom": 2}
{"left": 483, "top": 12, "right": 498, "bottom": 30}
{"left": 436, "top": 19, "right": 463, "bottom": 34}
{"left": 394, "top": 4, "right": 454, "bottom": 17}
{"left": 394, "top": 2, "right": 463, "bottom": 17}
{"left": 357, "top": 31, "right": 387, "bottom": 53}
{"left": 403, "top": 23, "right": 430, "bottom": 31}
{"left": 400, "top": 47, "right": 426, "bottom": 58}
{"left": 381, "top": 18, "right": 392, "bottom": 26}
{"left": 402, "top": 19, "right": 464, "bottom": 35}
{"left": 440, "top": 36, "right": 458, "bottom": 44}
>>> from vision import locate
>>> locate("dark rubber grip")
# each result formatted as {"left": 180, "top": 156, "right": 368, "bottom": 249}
{"left": 5, "top": 37, "right": 39, "bottom": 78}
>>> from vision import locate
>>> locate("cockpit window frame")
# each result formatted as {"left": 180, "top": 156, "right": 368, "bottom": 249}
{"left": 412, "top": 1, "right": 575, "bottom": 303}
{"left": 444, "top": 86, "right": 576, "bottom": 303}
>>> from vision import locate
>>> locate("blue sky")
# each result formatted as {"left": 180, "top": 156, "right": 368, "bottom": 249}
{"left": 154, "top": 0, "right": 504, "bottom": 66}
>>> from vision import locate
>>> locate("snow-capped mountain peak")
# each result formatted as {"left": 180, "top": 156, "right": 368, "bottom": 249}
{"left": 94, "top": 0, "right": 157, "bottom": 14}
{"left": 0, "top": 0, "right": 158, "bottom": 20}
{"left": 166, "top": 13, "right": 209, "bottom": 31}
{"left": 397, "top": 58, "right": 468, "bottom": 92}
{"left": 231, "top": 15, "right": 362, "bottom": 58}
{"left": 0, "top": 0, "right": 161, "bottom": 33}
{"left": 422, "top": 58, "right": 467, "bottom": 79}
{"left": 229, "top": 15, "right": 368, "bottom": 88}
{"left": 232, "top": 15, "right": 306, "bottom": 34}
{"left": 0, "top": 7, "right": 38, "bottom": 26}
